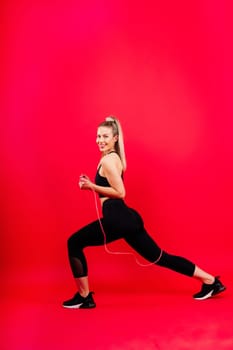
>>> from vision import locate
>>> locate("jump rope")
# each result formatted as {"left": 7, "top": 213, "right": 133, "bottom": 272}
{"left": 91, "top": 187, "right": 163, "bottom": 267}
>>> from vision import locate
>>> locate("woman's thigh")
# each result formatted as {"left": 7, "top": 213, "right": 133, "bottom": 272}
{"left": 68, "top": 218, "right": 123, "bottom": 249}
{"left": 124, "top": 228, "right": 162, "bottom": 262}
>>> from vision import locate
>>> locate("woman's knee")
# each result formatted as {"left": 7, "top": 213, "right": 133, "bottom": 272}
{"left": 67, "top": 232, "right": 82, "bottom": 254}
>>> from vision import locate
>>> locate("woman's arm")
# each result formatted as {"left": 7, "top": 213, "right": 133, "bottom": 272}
{"left": 80, "top": 155, "right": 125, "bottom": 199}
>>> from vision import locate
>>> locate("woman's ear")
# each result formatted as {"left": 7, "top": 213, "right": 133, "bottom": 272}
{"left": 114, "top": 135, "right": 119, "bottom": 142}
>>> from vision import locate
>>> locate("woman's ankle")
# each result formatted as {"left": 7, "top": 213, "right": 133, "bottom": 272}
{"left": 79, "top": 290, "right": 90, "bottom": 298}
{"left": 202, "top": 276, "right": 215, "bottom": 285}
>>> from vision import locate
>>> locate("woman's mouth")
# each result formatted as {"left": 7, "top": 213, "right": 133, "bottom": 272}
{"left": 99, "top": 144, "right": 106, "bottom": 149}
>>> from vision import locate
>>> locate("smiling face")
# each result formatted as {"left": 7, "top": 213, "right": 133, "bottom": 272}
{"left": 96, "top": 126, "right": 118, "bottom": 155}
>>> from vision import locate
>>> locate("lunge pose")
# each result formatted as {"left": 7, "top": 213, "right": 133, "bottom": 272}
{"left": 63, "top": 117, "right": 226, "bottom": 308}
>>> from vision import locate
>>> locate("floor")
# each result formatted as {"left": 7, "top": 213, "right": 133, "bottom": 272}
{"left": 2, "top": 276, "right": 232, "bottom": 350}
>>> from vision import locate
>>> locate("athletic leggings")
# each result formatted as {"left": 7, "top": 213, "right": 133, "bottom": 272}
{"left": 67, "top": 199, "right": 195, "bottom": 278}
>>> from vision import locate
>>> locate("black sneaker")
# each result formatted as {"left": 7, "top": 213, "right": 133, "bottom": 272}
{"left": 62, "top": 291, "right": 96, "bottom": 309}
{"left": 193, "top": 276, "right": 226, "bottom": 300}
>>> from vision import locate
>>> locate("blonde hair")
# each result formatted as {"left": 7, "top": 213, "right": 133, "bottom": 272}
{"left": 98, "top": 116, "right": 127, "bottom": 171}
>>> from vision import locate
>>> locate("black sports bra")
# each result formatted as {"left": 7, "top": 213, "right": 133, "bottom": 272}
{"left": 95, "top": 152, "right": 123, "bottom": 198}
{"left": 95, "top": 167, "right": 111, "bottom": 197}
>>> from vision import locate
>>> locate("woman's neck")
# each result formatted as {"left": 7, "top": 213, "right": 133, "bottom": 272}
{"left": 102, "top": 149, "right": 116, "bottom": 156}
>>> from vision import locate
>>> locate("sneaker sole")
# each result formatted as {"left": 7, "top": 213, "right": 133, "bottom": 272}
{"left": 62, "top": 303, "right": 96, "bottom": 309}
{"left": 62, "top": 303, "right": 84, "bottom": 309}
{"left": 193, "top": 289, "right": 214, "bottom": 300}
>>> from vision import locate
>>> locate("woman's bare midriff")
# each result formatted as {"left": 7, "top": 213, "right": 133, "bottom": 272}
{"left": 100, "top": 197, "right": 109, "bottom": 206}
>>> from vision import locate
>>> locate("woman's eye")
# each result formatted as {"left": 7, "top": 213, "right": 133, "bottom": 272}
{"left": 96, "top": 134, "right": 110, "bottom": 140}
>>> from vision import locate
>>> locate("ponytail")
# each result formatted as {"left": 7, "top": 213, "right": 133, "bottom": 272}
{"left": 99, "top": 116, "right": 127, "bottom": 171}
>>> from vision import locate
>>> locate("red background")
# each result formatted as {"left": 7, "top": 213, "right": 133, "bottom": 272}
{"left": 1, "top": 0, "right": 233, "bottom": 300}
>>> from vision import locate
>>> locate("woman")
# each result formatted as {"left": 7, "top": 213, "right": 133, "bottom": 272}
{"left": 63, "top": 117, "right": 226, "bottom": 309}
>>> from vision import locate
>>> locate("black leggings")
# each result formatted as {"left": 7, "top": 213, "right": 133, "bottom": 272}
{"left": 67, "top": 199, "right": 195, "bottom": 278}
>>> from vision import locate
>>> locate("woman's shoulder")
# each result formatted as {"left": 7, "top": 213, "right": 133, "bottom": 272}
{"left": 103, "top": 151, "right": 120, "bottom": 162}
{"left": 101, "top": 152, "right": 122, "bottom": 170}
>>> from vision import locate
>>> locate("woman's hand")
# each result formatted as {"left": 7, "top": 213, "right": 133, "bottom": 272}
{"left": 78, "top": 174, "right": 94, "bottom": 191}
